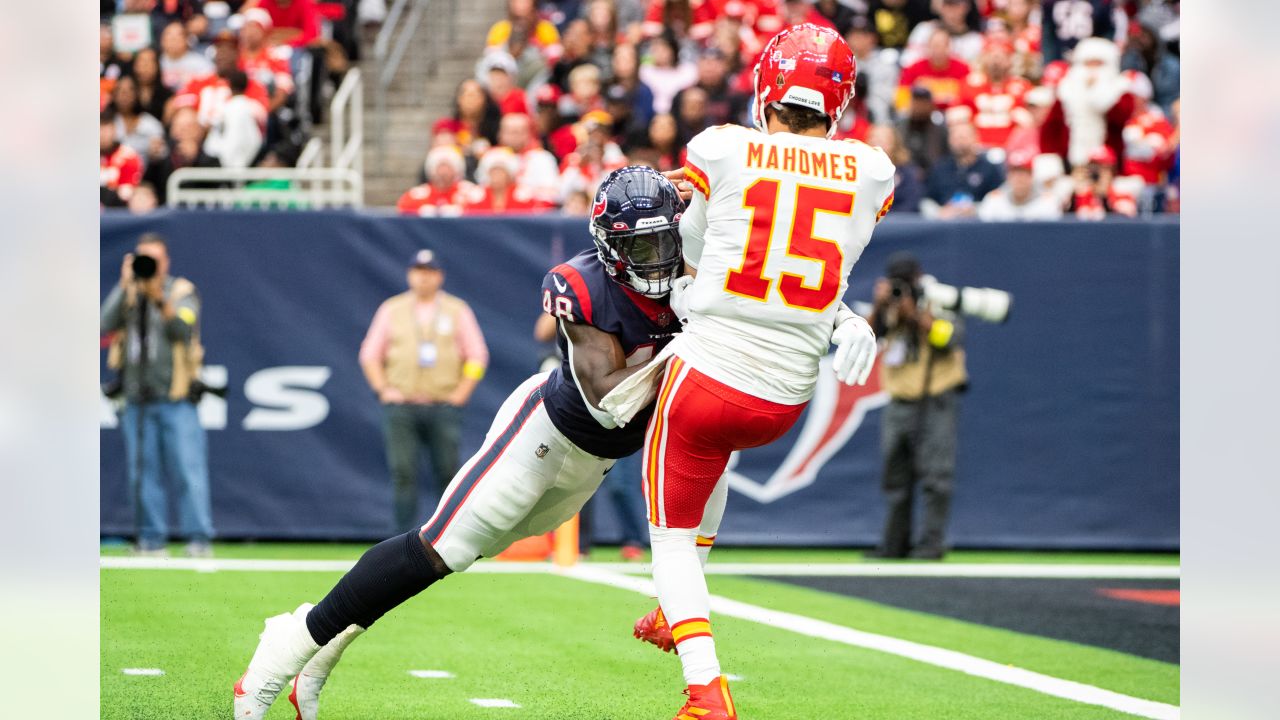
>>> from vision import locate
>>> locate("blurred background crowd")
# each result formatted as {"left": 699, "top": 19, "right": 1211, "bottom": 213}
{"left": 101, "top": 0, "right": 1180, "bottom": 220}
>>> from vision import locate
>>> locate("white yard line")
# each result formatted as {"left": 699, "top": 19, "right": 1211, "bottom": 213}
{"left": 564, "top": 566, "right": 1180, "bottom": 720}
{"left": 469, "top": 699, "right": 520, "bottom": 708}
{"left": 408, "top": 670, "right": 455, "bottom": 679}
{"left": 121, "top": 668, "right": 165, "bottom": 676}
{"left": 99, "top": 556, "right": 1179, "bottom": 579}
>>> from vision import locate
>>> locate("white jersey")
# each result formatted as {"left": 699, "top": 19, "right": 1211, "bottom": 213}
{"left": 675, "top": 124, "right": 896, "bottom": 404}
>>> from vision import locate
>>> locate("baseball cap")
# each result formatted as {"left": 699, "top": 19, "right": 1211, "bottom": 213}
{"left": 477, "top": 50, "right": 518, "bottom": 79}
{"left": 242, "top": 8, "right": 273, "bottom": 30}
{"left": 1007, "top": 149, "right": 1035, "bottom": 171}
{"left": 604, "top": 83, "right": 630, "bottom": 104}
{"left": 1087, "top": 145, "right": 1117, "bottom": 167}
{"left": 910, "top": 85, "right": 933, "bottom": 101}
{"left": 410, "top": 249, "right": 443, "bottom": 270}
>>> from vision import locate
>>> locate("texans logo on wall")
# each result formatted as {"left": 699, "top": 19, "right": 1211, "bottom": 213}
{"left": 726, "top": 355, "right": 887, "bottom": 503}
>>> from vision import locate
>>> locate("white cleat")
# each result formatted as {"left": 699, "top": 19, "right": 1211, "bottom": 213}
{"left": 287, "top": 624, "right": 365, "bottom": 720}
{"left": 233, "top": 603, "right": 322, "bottom": 719}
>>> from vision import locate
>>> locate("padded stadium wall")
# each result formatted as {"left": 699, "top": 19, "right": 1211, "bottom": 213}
{"left": 100, "top": 212, "right": 1178, "bottom": 550}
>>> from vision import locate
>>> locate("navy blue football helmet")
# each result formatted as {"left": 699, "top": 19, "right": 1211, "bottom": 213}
{"left": 589, "top": 166, "right": 686, "bottom": 298}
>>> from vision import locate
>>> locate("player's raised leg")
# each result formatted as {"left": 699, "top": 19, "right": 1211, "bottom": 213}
{"left": 634, "top": 472, "right": 725, "bottom": 652}
{"left": 643, "top": 357, "right": 805, "bottom": 719}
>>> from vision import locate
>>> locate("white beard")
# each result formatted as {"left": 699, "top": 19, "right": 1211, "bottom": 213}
{"left": 1057, "top": 67, "right": 1128, "bottom": 167}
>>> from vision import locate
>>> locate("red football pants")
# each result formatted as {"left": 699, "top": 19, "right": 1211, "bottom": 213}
{"left": 642, "top": 355, "right": 807, "bottom": 529}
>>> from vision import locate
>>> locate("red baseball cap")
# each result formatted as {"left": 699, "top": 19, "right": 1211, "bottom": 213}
{"left": 1087, "top": 145, "right": 1117, "bottom": 166}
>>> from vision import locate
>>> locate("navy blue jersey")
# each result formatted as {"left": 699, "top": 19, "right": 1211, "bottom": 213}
{"left": 540, "top": 250, "right": 680, "bottom": 459}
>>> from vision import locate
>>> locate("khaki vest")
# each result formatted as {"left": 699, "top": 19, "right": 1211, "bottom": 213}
{"left": 881, "top": 335, "right": 968, "bottom": 402}
{"left": 383, "top": 291, "right": 468, "bottom": 401}
{"left": 107, "top": 277, "right": 204, "bottom": 401}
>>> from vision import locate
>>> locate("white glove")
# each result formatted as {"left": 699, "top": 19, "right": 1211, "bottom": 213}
{"left": 668, "top": 274, "right": 694, "bottom": 324}
{"left": 832, "top": 313, "right": 877, "bottom": 386}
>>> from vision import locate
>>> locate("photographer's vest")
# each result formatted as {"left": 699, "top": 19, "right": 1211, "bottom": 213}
{"left": 106, "top": 277, "right": 205, "bottom": 401}
{"left": 383, "top": 291, "right": 468, "bottom": 401}
{"left": 882, "top": 332, "right": 968, "bottom": 402}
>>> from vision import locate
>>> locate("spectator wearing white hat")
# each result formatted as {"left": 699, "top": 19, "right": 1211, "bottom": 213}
{"left": 396, "top": 147, "right": 478, "bottom": 216}
{"left": 496, "top": 113, "right": 561, "bottom": 205}
{"left": 477, "top": 50, "right": 529, "bottom": 116}
{"left": 463, "top": 148, "right": 551, "bottom": 214}
{"left": 978, "top": 150, "right": 1063, "bottom": 221}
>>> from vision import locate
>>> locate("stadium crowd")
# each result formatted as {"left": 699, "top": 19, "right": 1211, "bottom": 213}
{"left": 99, "top": 1, "right": 1180, "bottom": 219}
{"left": 100, "top": 0, "right": 360, "bottom": 212}
{"left": 399, "top": 0, "right": 1179, "bottom": 220}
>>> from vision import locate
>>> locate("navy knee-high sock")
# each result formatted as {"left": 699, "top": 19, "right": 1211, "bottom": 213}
{"left": 305, "top": 530, "right": 446, "bottom": 646}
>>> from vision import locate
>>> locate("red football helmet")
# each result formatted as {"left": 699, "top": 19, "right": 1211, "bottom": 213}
{"left": 752, "top": 23, "right": 857, "bottom": 138}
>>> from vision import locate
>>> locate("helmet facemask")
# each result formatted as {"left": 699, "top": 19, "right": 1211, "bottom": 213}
{"left": 592, "top": 221, "right": 683, "bottom": 298}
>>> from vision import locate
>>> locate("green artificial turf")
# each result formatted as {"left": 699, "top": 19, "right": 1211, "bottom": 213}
{"left": 99, "top": 540, "right": 1180, "bottom": 566}
{"left": 102, "top": 563, "right": 1177, "bottom": 719}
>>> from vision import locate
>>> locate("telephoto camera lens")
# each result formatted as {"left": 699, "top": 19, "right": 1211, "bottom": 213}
{"left": 132, "top": 254, "right": 158, "bottom": 280}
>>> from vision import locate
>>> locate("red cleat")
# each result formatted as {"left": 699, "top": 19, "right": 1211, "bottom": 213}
{"left": 673, "top": 675, "right": 738, "bottom": 720}
{"left": 633, "top": 605, "right": 675, "bottom": 653}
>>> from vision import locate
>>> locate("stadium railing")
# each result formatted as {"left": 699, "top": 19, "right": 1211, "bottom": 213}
{"left": 167, "top": 68, "right": 364, "bottom": 209}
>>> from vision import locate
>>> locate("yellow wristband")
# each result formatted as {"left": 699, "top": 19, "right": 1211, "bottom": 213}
{"left": 177, "top": 307, "right": 198, "bottom": 325}
{"left": 927, "top": 319, "right": 954, "bottom": 348}
{"left": 462, "top": 361, "right": 486, "bottom": 381}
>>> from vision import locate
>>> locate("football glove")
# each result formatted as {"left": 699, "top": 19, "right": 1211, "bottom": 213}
{"left": 668, "top": 274, "right": 694, "bottom": 324}
{"left": 832, "top": 308, "right": 876, "bottom": 386}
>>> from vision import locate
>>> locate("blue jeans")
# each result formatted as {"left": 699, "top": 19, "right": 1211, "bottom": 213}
{"left": 120, "top": 400, "right": 214, "bottom": 549}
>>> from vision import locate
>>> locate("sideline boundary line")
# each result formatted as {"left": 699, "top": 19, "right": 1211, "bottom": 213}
{"left": 99, "top": 556, "right": 1179, "bottom": 579}
{"left": 564, "top": 566, "right": 1179, "bottom": 720}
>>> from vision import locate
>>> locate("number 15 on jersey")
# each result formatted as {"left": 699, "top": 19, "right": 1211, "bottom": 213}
{"left": 724, "top": 178, "right": 855, "bottom": 313}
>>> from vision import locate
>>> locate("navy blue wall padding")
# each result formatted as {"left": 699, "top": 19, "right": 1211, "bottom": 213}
{"left": 100, "top": 211, "right": 1178, "bottom": 549}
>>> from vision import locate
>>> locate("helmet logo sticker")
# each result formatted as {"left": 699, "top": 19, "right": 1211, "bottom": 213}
{"left": 776, "top": 72, "right": 786, "bottom": 87}
{"left": 832, "top": 71, "right": 842, "bottom": 82}
{"left": 591, "top": 195, "right": 607, "bottom": 219}
{"left": 778, "top": 57, "right": 796, "bottom": 71}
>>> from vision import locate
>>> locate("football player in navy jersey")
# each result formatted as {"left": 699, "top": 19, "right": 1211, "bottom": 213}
{"left": 233, "top": 166, "right": 694, "bottom": 720}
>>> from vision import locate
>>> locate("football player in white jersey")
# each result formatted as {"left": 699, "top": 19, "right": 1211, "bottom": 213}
{"left": 601, "top": 23, "right": 892, "bottom": 720}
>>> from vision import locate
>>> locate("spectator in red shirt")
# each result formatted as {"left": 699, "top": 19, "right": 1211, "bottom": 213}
{"left": 463, "top": 148, "right": 551, "bottom": 214}
{"left": 477, "top": 52, "right": 529, "bottom": 116}
{"left": 248, "top": 0, "right": 322, "bottom": 48}
{"left": 898, "top": 29, "right": 972, "bottom": 112}
{"left": 1118, "top": 69, "right": 1174, "bottom": 187}
{"left": 496, "top": 113, "right": 561, "bottom": 205}
{"left": 101, "top": 111, "right": 144, "bottom": 208}
{"left": 239, "top": 8, "right": 294, "bottom": 112}
{"left": 397, "top": 147, "right": 478, "bottom": 216}
{"left": 174, "top": 31, "right": 271, "bottom": 130}
{"left": 1069, "top": 145, "right": 1137, "bottom": 220}
{"left": 1004, "top": 84, "right": 1054, "bottom": 158}
{"left": 949, "top": 39, "right": 1032, "bottom": 149}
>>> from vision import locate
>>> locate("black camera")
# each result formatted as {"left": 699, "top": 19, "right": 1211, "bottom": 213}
{"left": 889, "top": 279, "right": 919, "bottom": 302}
{"left": 132, "top": 254, "right": 158, "bottom": 280}
{"left": 188, "top": 379, "right": 228, "bottom": 404}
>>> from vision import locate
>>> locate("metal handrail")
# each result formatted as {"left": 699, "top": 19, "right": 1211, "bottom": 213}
{"left": 297, "top": 137, "right": 323, "bottom": 169}
{"left": 331, "top": 67, "right": 364, "bottom": 175}
{"left": 374, "top": 0, "right": 434, "bottom": 172}
{"left": 166, "top": 167, "right": 364, "bottom": 209}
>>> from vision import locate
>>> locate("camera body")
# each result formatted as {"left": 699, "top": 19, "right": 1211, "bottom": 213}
{"left": 132, "top": 253, "right": 158, "bottom": 280}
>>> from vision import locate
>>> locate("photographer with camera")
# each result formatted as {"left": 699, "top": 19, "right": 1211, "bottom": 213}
{"left": 867, "top": 253, "right": 971, "bottom": 560}
{"left": 101, "top": 233, "right": 214, "bottom": 557}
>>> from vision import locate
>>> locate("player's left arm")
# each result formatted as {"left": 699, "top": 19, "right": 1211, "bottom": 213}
{"left": 560, "top": 320, "right": 656, "bottom": 426}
